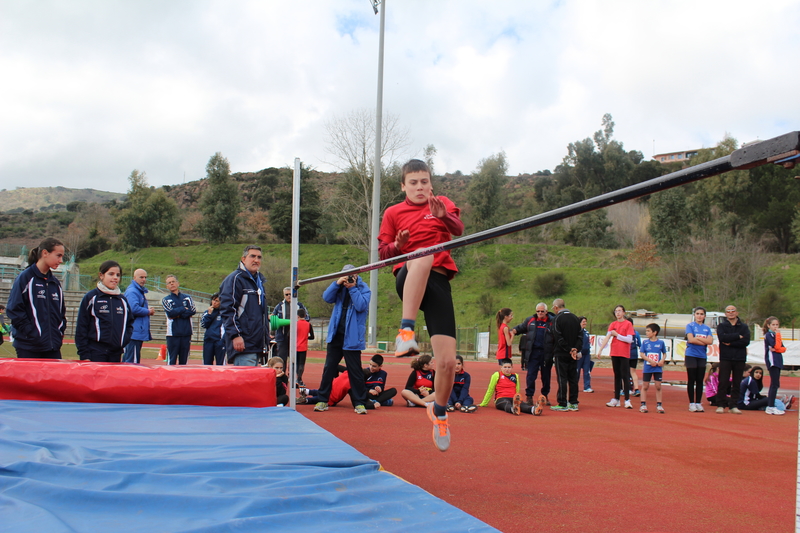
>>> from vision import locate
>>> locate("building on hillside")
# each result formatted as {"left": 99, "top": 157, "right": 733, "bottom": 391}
{"left": 652, "top": 149, "right": 701, "bottom": 164}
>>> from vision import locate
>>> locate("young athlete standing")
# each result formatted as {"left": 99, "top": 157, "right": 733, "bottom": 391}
{"left": 378, "top": 159, "right": 464, "bottom": 451}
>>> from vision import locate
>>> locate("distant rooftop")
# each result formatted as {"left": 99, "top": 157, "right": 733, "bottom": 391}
{"left": 652, "top": 149, "right": 701, "bottom": 164}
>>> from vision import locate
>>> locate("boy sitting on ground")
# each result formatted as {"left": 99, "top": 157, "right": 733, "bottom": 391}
{"left": 479, "top": 358, "right": 546, "bottom": 415}
{"left": 364, "top": 354, "right": 397, "bottom": 409}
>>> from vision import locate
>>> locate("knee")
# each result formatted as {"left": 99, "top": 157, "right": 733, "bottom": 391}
{"left": 438, "top": 357, "right": 457, "bottom": 375}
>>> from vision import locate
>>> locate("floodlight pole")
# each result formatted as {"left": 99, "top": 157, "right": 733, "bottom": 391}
{"left": 367, "top": 0, "right": 385, "bottom": 348}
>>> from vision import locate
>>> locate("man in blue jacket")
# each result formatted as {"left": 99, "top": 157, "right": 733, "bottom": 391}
{"left": 219, "top": 245, "right": 268, "bottom": 367}
{"left": 123, "top": 268, "right": 155, "bottom": 364}
{"left": 313, "top": 264, "right": 371, "bottom": 415}
{"left": 161, "top": 274, "right": 196, "bottom": 365}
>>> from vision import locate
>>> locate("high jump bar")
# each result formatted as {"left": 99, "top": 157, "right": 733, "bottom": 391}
{"left": 298, "top": 130, "right": 799, "bottom": 287}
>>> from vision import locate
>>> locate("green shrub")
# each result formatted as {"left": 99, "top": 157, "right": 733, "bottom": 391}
{"left": 487, "top": 261, "right": 513, "bottom": 288}
{"left": 534, "top": 272, "right": 566, "bottom": 298}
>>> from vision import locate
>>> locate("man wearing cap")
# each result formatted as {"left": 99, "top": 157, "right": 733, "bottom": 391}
{"left": 219, "top": 245, "right": 269, "bottom": 367}
{"left": 312, "top": 265, "right": 371, "bottom": 415}
{"left": 271, "top": 286, "right": 309, "bottom": 367}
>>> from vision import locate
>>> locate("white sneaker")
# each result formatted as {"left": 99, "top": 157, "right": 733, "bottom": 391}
{"left": 766, "top": 407, "right": 775, "bottom": 415}
{"left": 774, "top": 409, "right": 786, "bottom": 416}
{"left": 689, "top": 403, "right": 698, "bottom": 412}
{"left": 695, "top": 404, "right": 704, "bottom": 412}
{"left": 606, "top": 398, "right": 620, "bottom": 407}
{"left": 624, "top": 400, "right": 633, "bottom": 409}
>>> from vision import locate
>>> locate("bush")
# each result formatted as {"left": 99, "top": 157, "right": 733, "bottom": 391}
{"left": 487, "top": 261, "right": 513, "bottom": 288}
{"left": 477, "top": 292, "right": 498, "bottom": 316}
{"left": 754, "top": 286, "right": 793, "bottom": 323}
{"left": 534, "top": 272, "right": 566, "bottom": 298}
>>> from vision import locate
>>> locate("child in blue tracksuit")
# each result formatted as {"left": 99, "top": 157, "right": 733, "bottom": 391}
{"left": 628, "top": 319, "right": 642, "bottom": 396}
{"left": 364, "top": 354, "right": 397, "bottom": 409}
{"left": 448, "top": 355, "right": 476, "bottom": 412}
{"left": 201, "top": 293, "right": 225, "bottom": 365}
{"left": 75, "top": 260, "right": 134, "bottom": 363}
{"left": 576, "top": 317, "right": 593, "bottom": 393}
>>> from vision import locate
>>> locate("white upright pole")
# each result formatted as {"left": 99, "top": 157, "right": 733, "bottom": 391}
{"left": 289, "top": 158, "right": 301, "bottom": 409}
{"left": 368, "top": 0, "right": 386, "bottom": 348}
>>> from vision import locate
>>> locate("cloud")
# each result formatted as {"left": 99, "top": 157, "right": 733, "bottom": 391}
{"left": 0, "top": 0, "right": 797, "bottom": 194}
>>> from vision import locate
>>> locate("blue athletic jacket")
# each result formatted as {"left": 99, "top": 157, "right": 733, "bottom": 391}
{"left": 6, "top": 264, "right": 66, "bottom": 352}
{"left": 162, "top": 292, "right": 196, "bottom": 337}
{"left": 449, "top": 371, "right": 473, "bottom": 405}
{"left": 124, "top": 281, "right": 152, "bottom": 341}
{"left": 75, "top": 288, "right": 134, "bottom": 359}
{"left": 201, "top": 308, "right": 224, "bottom": 342}
{"left": 219, "top": 263, "right": 268, "bottom": 360}
{"left": 323, "top": 278, "right": 370, "bottom": 351}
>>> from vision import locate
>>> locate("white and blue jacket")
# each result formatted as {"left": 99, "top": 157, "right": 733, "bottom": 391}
{"left": 219, "top": 262, "right": 268, "bottom": 360}
{"left": 75, "top": 288, "right": 134, "bottom": 359}
{"left": 162, "top": 292, "right": 196, "bottom": 337}
{"left": 6, "top": 263, "right": 66, "bottom": 352}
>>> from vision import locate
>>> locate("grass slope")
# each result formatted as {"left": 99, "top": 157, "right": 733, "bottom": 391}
{"left": 78, "top": 242, "right": 800, "bottom": 342}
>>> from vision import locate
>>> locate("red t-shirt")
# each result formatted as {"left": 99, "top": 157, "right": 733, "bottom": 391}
{"left": 296, "top": 320, "right": 310, "bottom": 352}
{"left": 378, "top": 196, "right": 461, "bottom": 278}
{"left": 496, "top": 323, "right": 510, "bottom": 360}
{"left": 607, "top": 320, "right": 634, "bottom": 358}
{"left": 495, "top": 372, "right": 518, "bottom": 400}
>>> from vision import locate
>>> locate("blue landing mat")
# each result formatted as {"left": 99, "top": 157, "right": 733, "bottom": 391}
{"left": 0, "top": 400, "right": 497, "bottom": 533}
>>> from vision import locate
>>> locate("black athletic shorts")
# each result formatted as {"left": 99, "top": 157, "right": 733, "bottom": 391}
{"left": 395, "top": 266, "right": 456, "bottom": 338}
{"left": 643, "top": 372, "right": 662, "bottom": 382}
{"left": 629, "top": 358, "right": 639, "bottom": 369}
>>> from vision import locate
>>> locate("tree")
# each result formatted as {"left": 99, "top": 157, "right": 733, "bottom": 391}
{"left": 564, "top": 210, "right": 616, "bottom": 248}
{"left": 197, "top": 152, "right": 240, "bottom": 244}
{"left": 270, "top": 163, "right": 323, "bottom": 243}
{"left": 114, "top": 170, "right": 181, "bottom": 249}
{"left": 649, "top": 188, "right": 690, "bottom": 252}
{"left": 466, "top": 152, "right": 508, "bottom": 231}
{"left": 324, "top": 108, "right": 410, "bottom": 248}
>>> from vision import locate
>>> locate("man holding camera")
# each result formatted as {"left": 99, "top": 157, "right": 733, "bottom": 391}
{"left": 313, "top": 264, "right": 371, "bottom": 415}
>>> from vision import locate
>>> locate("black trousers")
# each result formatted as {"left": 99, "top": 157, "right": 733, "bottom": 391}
{"left": 317, "top": 333, "right": 367, "bottom": 406}
{"left": 716, "top": 359, "right": 746, "bottom": 408}
{"left": 554, "top": 355, "right": 579, "bottom": 406}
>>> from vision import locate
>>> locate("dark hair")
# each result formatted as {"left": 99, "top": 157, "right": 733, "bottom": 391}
{"left": 371, "top": 354, "right": 384, "bottom": 366}
{"left": 401, "top": 159, "right": 431, "bottom": 182}
{"left": 495, "top": 308, "right": 512, "bottom": 328}
{"left": 211, "top": 292, "right": 220, "bottom": 300}
{"left": 410, "top": 354, "right": 433, "bottom": 371}
{"left": 0, "top": 305, "right": 5, "bottom": 311}
{"left": 99, "top": 260, "right": 121, "bottom": 275}
{"left": 577, "top": 316, "right": 586, "bottom": 323}
{"left": 613, "top": 304, "right": 626, "bottom": 316}
{"left": 28, "top": 237, "right": 64, "bottom": 265}
{"left": 646, "top": 323, "right": 661, "bottom": 335}
{"left": 750, "top": 365, "right": 764, "bottom": 391}
{"left": 693, "top": 307, "right": 707, "bottom": 324}
{"left": 499, "top": 357, "right": 513, "bottom": 366}
{"left": 297, "top": 308, "right": 306, "bottom": 319}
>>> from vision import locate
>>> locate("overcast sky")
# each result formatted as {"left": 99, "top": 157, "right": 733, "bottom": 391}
{"left": 1, "top": 0, "right": 797, "bottom": 194}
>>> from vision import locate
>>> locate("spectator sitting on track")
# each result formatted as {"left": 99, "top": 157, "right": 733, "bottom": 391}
{"left": 364, "top": 354, "right": 397, "bottom": 409}
{"left": 704, "top": 363, "right": 721, "bottom": 406}
{"left": 479, "top": 358, "right": 546, "bottom": 416}
{"left": 448, "top": 355, "right": 476, "bottom": 413}
{"left": 267, "top": 356, "right": 289, "bottom": 407}
{"left": 401, "top": 354, "right": 436, "bottom": 407}
{"left": 299, "top": 365, "right": 348, "bottom": 405}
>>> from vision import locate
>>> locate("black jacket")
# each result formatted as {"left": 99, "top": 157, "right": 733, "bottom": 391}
{"left": 717, "top": 318, "right": 750, "bottom": 361}
{"left": 550, "top": 309, "right": 584, "bottom": 358}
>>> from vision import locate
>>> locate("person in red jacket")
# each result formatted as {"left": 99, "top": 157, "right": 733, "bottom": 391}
{"left": 294, "top": 308, "right": 314, "bottom": 387}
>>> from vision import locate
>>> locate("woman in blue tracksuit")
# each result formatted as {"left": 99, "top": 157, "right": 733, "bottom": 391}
{"left": 576, "top": 317, "right": 593, "bottom": 393}
{"left": 6, "top": 237, "right": 67, "bottom": 359}
{"left": 448, "top": 355, "right": 476, "bottom": 412}
{"left": 75, "top": 260, "right": 134, "bottom": 363}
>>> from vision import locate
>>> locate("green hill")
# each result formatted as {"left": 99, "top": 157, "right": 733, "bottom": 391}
{"left": 78, "top": 242, "right": 800, "bottom": 343}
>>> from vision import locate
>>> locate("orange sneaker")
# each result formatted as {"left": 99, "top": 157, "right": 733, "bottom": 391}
{"left": 533, "top": 395, "right": 546, "bottom": 416}
{"left": 512, "top": 393, "right": 522, "bottom": 415}
{"left": 426, "top": 402, "right": 450, "bottom": 452}
{"left": 394, "top": 328, "right": 419, "bottom": 357}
